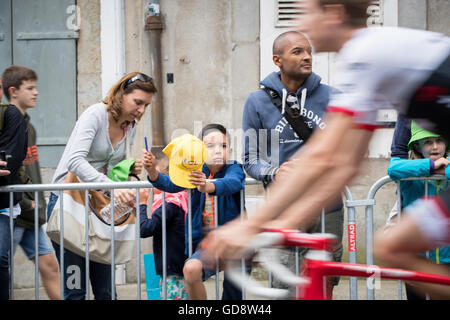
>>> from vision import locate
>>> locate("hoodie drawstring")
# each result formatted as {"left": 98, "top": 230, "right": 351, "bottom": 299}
{"left": 282, "top": 88, "right": 308, "bottom": 116}
{"left": 300, "top": 88, "right": 307, "bottom": 115}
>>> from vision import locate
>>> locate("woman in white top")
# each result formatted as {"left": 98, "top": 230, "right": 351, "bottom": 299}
{"left": 47, "top": 72, "right": 156, "bottom": 300}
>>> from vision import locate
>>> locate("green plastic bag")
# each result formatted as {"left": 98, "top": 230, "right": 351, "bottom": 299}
{"left": 108, "top": 158, "right": 136, "bottom": 182}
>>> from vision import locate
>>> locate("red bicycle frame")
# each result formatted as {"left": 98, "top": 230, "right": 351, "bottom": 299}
{"left": 264, "top": 229, "right": 450, "bottom": 300}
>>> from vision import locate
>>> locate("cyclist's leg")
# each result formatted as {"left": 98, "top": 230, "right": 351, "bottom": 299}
{"left": 374, "top": 192, "right": 450, "bottom": 299}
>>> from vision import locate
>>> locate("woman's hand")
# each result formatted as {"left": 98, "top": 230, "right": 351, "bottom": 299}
{"left": 130, "top": 158, "right": 143, "bottom": 175}
{"left": 113, "top": 188, "right": 136, "bottom": 208}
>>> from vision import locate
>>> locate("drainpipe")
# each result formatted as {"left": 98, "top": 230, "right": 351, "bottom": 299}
{"left": 145, "top": 0, "right": 165, "bottom": 151}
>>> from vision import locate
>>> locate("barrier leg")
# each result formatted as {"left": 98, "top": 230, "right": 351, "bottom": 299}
{"left": 34, "top": 191, "right": 39, "bottom": 300}
{"left": 84, "top": 190, "right": 90, "bottom": 300}
{"left": 136, "top": 188, "right": 141, "bottom": 300}
{"left": 110, "top": 189, "right": 116, "bottom": 300}
{"left": 162, "top": 192, "right": 167, "bottom": 300}
{"left": 9, "top": 192, "right": 14, "bottom": 300}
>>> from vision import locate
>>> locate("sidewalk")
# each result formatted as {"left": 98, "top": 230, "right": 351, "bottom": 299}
{"left": 12, "top": 278, "right": 405, "bottom": 300}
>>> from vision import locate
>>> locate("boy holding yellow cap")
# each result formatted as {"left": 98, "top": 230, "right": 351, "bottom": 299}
{"left": 143, "top": 124, "right": 248, "bottom": 300}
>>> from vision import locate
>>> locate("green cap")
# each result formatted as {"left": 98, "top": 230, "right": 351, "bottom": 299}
{"left": 408, "top": 121, "right": 441, "bottom": 150}
{"left": 108, "top": 158, "right": 136, "bottom": 182}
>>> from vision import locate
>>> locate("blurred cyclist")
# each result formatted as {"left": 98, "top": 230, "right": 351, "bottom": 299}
{"left": 204, "top": 0, "right": 450, "bottom": 299}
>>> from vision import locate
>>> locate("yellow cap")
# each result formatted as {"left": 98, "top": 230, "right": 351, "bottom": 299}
{"left": 162, "top": 134, "right": 209, "bottom": 189}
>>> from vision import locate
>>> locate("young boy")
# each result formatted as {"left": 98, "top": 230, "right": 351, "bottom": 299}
{"left": 0, "top": 65, "right": 38, "bottom": 299}
{"left": 139, "top": 151, "right": 189, "bottom": 300}
{"left": 143, "top": 124, "right": 248, "bottom": 300}
{"left": 12, "top": 91, "right": 61, "bottom": 299}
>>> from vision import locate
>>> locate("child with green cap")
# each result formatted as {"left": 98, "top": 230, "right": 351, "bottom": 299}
{"left": 387, "top": 121, "right": 450, "bottom": 300}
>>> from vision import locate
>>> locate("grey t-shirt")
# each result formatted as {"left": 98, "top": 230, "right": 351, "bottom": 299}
{"left": 52, "top": 102, "right": 137, "bottom": 184}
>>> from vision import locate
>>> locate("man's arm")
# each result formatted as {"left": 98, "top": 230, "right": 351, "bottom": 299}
{"left": 0, "top": 107, "right": 27, "bottom": 185}
{"left": 390, "top": 114, "right": 411, "bottom": 159}
{"left": 242, "top": 96, "right": 279, "bottom": 183}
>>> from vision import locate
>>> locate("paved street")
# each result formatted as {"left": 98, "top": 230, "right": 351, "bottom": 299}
{"left": 12, "top": 277, "right": 405, "bottom": 300}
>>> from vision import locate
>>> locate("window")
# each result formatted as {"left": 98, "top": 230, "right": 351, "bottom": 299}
{"left": 275, "top": 0, "right": 383, "bottom": 28}
{"left": 275, "top": 0, "right": 305, "bottom": 28}
{"left": 367, "top": 0, "right": 383, "bottom": 26}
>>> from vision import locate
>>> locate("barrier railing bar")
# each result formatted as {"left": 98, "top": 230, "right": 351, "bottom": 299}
{"left": 365, "top": 175, "right": 392, "bottom": 300}
{"left": 395, "top": 181, "right": 403, "bottom": 300}
{"left": 136, "top": 187, "right": 141, "bottom": 300}
{"left": 84, "top": 189, "right": 90, "bottom": 300}
{"left": 9, "top": 192, "right": 14, "bottom": 300}
{"left": 110, "top": 189, "right": 116, "bottom": 300}
{"left": 214, "top": 195, "right": 219, "bottom": 300}
{"left": 58, "top": 190, "right": 64, "bottom": 300}
{"left": 161, "top": 191, "right": 167, "bottom": 300}
{"left": 240, "top": 189, "right": 246, "bottom": 300}
{"left": 1, "top": 176, "right": 443, "bottom": 193}
{"left": 344, "top": 186, "right": 358, "bottom": 300}
{"left": 424, "top": 179, "right": 430, "bottom": 300}
{"left": 188, "top": 189, "right": 193, "bottom": 257}
{"left": 34, "top": 191, "right": 39, "bottom": 300}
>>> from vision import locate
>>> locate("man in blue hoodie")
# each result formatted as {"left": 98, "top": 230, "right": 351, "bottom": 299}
{"left": 242, "top": 31, "right": 343, "bottom": 294}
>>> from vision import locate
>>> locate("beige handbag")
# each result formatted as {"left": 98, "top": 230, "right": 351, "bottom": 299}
{"left": 46, "top": 172, "right": 136, "bottom": 265}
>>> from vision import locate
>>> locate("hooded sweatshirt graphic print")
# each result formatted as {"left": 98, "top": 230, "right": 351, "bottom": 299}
{"left": 242, "top": 71, "right": 337, "bottom": 182}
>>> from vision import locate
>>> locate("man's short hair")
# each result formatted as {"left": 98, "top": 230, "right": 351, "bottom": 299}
{"left": 1, "top": 65, "right": 38, "bottom": 100}
{"left": 317, "top": 0, "right": 371, "bottom": 27}
{"left": 272, "top": 31, "right": 308, "bottom": 55}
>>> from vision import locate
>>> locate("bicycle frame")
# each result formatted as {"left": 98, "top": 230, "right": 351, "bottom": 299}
{"left": 299, "top": 256, "right": 450, "bottom": 300}
{"left": 227, "top": 228, "right": 450, "bottom": 300}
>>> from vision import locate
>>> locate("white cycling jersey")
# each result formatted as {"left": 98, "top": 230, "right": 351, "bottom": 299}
{"left": 327, "top": 26, "right": 450, "bottom": 247}
{"left": 327, "top": 27, "right": 450, "bottom": 132}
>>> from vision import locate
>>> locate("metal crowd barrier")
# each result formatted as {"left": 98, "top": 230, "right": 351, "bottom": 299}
{"left": 0, "top": 178, "right": 258, "bottom": 300}
{"left": 362, "top": 174, "right": 446, "bottom": 300}
{"left": 0, "top": 174, "right": 445, "bottom": 300}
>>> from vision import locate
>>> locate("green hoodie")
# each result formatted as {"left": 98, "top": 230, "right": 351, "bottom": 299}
{"left": 16, "top": 113, "right": 47, "bottom": 229}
